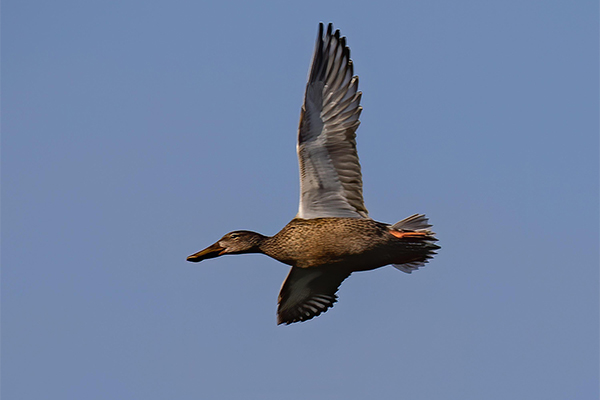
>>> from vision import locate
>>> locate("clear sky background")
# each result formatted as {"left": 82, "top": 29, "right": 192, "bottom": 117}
{"left": 3, "top": 1, "right": 598, "bottom": 399}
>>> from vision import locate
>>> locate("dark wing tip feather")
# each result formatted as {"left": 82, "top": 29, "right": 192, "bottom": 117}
{"left": 277, "top": 294, "right": 338, "bottom": 325}
{"left": 277, "top": 267, "right": 351, "bottom": 325}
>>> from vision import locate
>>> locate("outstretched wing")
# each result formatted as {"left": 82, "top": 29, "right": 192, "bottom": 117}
{"left": 277, "top": 266, "right": 351, "bottom": 325}
{"left": 296, "top": 23, "right": 368, "bottom": 219}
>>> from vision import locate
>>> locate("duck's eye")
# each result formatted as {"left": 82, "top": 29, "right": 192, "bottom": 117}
{"left": 230, "top": 233, "right": 240, "bottom": 239}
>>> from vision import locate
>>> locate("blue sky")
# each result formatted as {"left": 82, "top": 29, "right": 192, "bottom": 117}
{"left": 3, "top": 1, "right": 598, "bottom": 399}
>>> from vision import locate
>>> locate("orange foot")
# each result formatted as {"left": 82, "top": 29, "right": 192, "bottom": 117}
{"left": 389, "top": 230, "right": 430, "bottom": 239}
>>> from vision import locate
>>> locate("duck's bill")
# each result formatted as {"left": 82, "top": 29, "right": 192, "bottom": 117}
{"left": 186, "top": 242, "right": 226, "bottom": 262}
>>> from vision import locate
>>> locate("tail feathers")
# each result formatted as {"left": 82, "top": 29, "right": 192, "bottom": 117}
{"left": 393, "top": 256, "right": 435, "bottom": 274}
{"left": 391, "top": 214, "right": 432, "bottom": 232}
{"left": 390, "top": 214, "right": 439, "bottom": 274}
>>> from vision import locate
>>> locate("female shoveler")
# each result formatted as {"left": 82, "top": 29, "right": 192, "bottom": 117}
{"left": 187, "top": 23, "right": 439, "bottom": 325}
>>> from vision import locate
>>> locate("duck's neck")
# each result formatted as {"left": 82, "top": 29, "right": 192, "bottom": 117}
{"left": 256, "top": 235, "right": 284, "bottom": 262}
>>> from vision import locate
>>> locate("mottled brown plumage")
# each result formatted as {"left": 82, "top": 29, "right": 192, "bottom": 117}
{"left": 186, "top": 23, "right": 440, "bottom": 325}
{"left": 188, "top": 216, "right": 438, "bottom": 325}
{"left": 262, "top": 218, "right": 434, "bottom": 270}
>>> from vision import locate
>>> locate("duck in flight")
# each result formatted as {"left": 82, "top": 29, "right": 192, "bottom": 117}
{"left": 187, "top": 23, "right": 439, "bottom": 325}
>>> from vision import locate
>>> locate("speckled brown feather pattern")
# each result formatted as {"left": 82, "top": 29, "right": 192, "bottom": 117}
{"left": 263, "top": 217, "right": 439, "bottom": 324}
{"left": 259, "top": 218, "right": 437, "bottom": 271}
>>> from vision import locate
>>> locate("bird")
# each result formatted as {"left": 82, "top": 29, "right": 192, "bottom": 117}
{"left": 187, "top": 23, "right": 439, "bottom": 325}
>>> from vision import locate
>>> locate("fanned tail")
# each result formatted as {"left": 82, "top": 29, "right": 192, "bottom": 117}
{"left": 391, "top": 214, "right": 433, "bottom": 231}
{"left": 390, "top": 214, "right": 439, "bottom": 274}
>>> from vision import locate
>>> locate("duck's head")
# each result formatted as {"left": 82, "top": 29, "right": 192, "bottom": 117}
{"left": 186, "top": 231, "right": 265, "bottom": 262}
